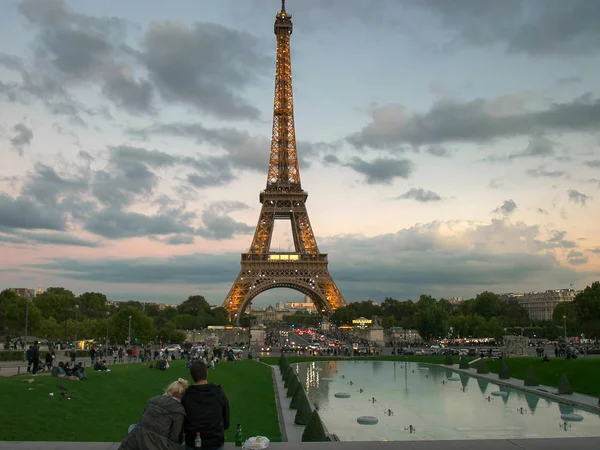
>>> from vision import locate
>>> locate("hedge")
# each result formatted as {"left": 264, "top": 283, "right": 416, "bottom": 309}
{"left": 287, "top": 373, "right": 299, "bottom": 397}
{"left": 302, "top": 410, "right": 328, "bottom": 442}
{"left": 498, "top": 360, "right": 510, "bottom": 380}
{"left": 524, "top": 365, "right": 539, "bottom": 387}
{"left": 295, "top": 393, "right": 312, "bottom": 425}
{"left": 476, "top": 359, "right": 489, "bottom": 374}
{"left": 0, "top": 351, "right": 25, "bottom": 362}
{"left": 289, "top": 384, "right": 302, "bottom": 409}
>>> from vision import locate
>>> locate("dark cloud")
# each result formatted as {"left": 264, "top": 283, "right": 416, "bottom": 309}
{"left": 10, "top": 122, "right": 33, "bottom": 154}
{"left": 509, "top": 136, "right": 556, "bottom": 160}
{"left": 26, "top": 218, "right": 590, "bottom": 302}
{"left": 412, "top": 0, "right": 600, "bottom": 57}
{"left": 164, "top": 234, "right": 195, "bottom": 246}
{"left": 0, "top": 230, "right": 100, "bottom": 248}
{"left": 196, "top": 201, "right": 254, "bottom": 241}
{"left": 584, "top": 160, "right": 600, "bottom": 168}
{"left": 556, "top": 76, "right": 582, "bottom": 86}
{"left": 567, "top": 250, "right": 588, "bottom": 266}
{"left": 397, "top": 188, "right": 442, "bottom": 202}
{"left": 493, "top": 199, "right": 517, "bottom": 216}
{"left": 567, "top": 189, "right": 591, "bottom": 206}
{"left": 0, "top": 194, "right": 68, "bottom": 231}
{"left": 142, "top": 21, "right": 269, "bottom": 120}
{"left": 344, "top": 157, "right": 414, "bottom": 185}
{"left": 526, "top": 167, "right": 569, "bottom": 178}
{"left": 425, "top": 145, "right": 452, "bottom": 157}
{"left": 546, "top": 230, "right": 577, "bottom": 249}
{"left": 588, "top": 247, "right": 600, "bottom": 254}
{"left": 347, "top": 94, "right": 600, "bottom": 150}
{"left": 3, "top": 0, "right": 268, "bottom": 121}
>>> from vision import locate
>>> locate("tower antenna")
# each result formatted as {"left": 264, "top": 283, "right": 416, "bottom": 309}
{"left": 281, "top": 0, "right": 286, "bottom": 12}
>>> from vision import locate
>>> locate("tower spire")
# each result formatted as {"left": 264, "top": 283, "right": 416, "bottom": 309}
{"left": 267, "top": 0, "right": 299, "bottom": 191}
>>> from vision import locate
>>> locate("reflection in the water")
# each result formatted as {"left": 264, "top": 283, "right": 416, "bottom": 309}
{"left": 292, "top": 361, "right": 600, "bottom": 442}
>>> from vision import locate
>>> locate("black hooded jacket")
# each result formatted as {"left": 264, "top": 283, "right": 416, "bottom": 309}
{"left": 182, "top": 383, "right": 230, "bottom": 450}
{"left": 118, "top": 395, "right": 185, "bottom": 450}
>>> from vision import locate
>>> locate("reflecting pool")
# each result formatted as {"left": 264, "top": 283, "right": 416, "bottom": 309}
{"left": 294, "top": 360, "right": 600, "bottom": 441}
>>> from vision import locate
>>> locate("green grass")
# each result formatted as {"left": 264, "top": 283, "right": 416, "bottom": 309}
{"left": 486, "top": 357, "right": 600, "bottom": 398}
{"left": 266, "top": 355, "right": 600, "bottom": 399}
{"left": 0, "top": 360, "right": 281, "bottom": 442}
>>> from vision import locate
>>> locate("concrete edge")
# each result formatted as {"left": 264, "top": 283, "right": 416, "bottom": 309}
{"left": 269, "top": 365, "right": 288, "bottom": 442}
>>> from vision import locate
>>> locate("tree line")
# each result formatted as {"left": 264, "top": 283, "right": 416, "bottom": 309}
{"left": 0, "top": 288, "right": 230, "bottom": 345}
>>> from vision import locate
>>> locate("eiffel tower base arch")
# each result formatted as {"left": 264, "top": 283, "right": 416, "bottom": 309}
{"left": 224, "top": 254, "right": 343, "bottom": 323}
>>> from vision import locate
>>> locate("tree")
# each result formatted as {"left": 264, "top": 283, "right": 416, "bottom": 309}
{"left": 1, "top": 295, "right": 42, "bottom": 335}
{"left": 472, "top": 291, "right": 503, "bottom": 320}
{"left": 178, "top": 295, "right": 211, "bottom": 316}
{"left": 76, "top": 292, "right": 108, "bottom": 318}
{"left": 109, "top": 307, "right": 156, "bottom": 345}
{"left": 33, "top": 287, "right": 75, "bottom": 321}
{"left": 572, "top": 281, "right": 600, "bottom": 337}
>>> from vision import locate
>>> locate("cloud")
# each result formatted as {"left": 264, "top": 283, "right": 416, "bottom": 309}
{"left": 526, "top": 166, "right": 569, "bottom": 178}
{"left": 25, "top": 218, "right": 591, "bottom": 302}
{"left": 411, "top": 0, "right": 600, "bottom": 57}
{"left": 347, "top": 94, "right": 600, "bottom": 149}
{"left": 584, "top": 160, "right": 600, "bottom": 168}
{"left": 397, "top": 188, "right": 442, "bottom": 202}
{"left": 4, "top": 0, "right": 269, "bottom": 121}
{"left": 0, "top": 230, "right": 100, "bottom": 248}
{"left": 10, "top": 122, "right": 33, "bottom": 154}
{"left": 509, "top": 136, "right": 556, "bottom": 160}
{"left": 567, "top": 189, "right": 591, "bottom": 206}
{"left": 567, "top": 250, "right": 588, "bottom": 266}
{"left": 196, "top": 201, "right": 254, "bottom": 241}
{"left": 493, "top": 199, "right": 517, "bottom": 216}
{"left": 343, "top": 156, "right": 414, "bottom": 185}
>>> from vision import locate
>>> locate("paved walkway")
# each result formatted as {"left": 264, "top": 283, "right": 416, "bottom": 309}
{"left": 452, "top": 365, "right": 600, "bottom": 411}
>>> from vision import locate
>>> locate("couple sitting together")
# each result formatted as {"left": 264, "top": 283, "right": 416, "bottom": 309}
{"left": 119, "top": 360, "right": 230, "bottom": 450}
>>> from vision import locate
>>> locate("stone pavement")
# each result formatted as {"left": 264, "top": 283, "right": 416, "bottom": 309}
{"left": 2, "top": 439, "right": 600, "bottom": 450}
{"left": 452, "top": 364, "right": 600, "bottom": 411}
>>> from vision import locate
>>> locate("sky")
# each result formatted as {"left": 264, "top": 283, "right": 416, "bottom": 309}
{"left": 0, "top": 0, "right": 599, "bottom": 308}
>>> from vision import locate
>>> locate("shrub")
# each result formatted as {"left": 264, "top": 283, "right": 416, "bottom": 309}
{"left": 0, "top": 351, "right": 25, "bottom": 362}
{"left": 524, "top": 365, "right": 539, "bottom": 387}
{"left": 301, "top": 410, "right": 328, "bottom": 442}
{"left": 295, "top": 394, "right": 312, "bottom": 425}
{"left": 498, "top": 360, "right": 510, "bottom": 380}
{"left": 557, "top": 375, "right": 573, "bottom": 395}
{"left": 279, "top": 358, "right": 289, "bottom": 375}
{"left": 459, "top": 357, "right": 470, "bottom": 369}
{"left": 287, "top": 373, "right": 299, "bottom": 397}
{"left": 283, "top": 366, "right": 293, "bottom": 385}
{"left": 444, "top": 354, "right": 453, "bottom": 366}
{"left": 289, "top": 384, "right": 302, "bottom": 409}
{"left": 476, "top": 359, "right": 489, "bottom": 374}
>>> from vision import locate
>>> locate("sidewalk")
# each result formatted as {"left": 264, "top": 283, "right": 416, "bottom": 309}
{"left": 451, "top": 365, "right": 600, "bottom": 411}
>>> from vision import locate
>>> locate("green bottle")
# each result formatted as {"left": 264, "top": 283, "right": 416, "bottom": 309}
{"left": 235, "top": 424, "right": 243, "bottom": 447}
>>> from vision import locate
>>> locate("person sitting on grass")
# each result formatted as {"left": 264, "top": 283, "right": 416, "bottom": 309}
{"left": 54, "top": 362, "right": 79, "bottom": 381}
{"left": 118, "top": 378, "right": 188, "bottom": 450}
{"left": 94, "top": 359, "right": 109, "bottom": 371}
{"left": 182, "top": 360, "right": 230, "bottom": 450}
{"left": 72, "top": 362, "right": 88, "bottom": 380}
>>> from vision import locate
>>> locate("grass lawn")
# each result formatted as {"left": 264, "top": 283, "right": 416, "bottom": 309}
{"left": 265, "top": 355, "right": 600, "bottom": 398}
{"left": 0, "top": 359, "right": 281, "bottom": 442}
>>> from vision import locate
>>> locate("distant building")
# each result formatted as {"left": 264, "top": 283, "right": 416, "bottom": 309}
{"left": 9, "top": 288, "right": 35, "bottom": 299}
{"left": 518, "top": 289, "right": 577, "bottom": 321}
{"left": 448, "top": 297, "right": 463, "bottom": 305}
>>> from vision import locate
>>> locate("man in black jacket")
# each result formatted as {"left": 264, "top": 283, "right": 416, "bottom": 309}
{"left": 182, "top": 360, "right": 230, "bottom": 450}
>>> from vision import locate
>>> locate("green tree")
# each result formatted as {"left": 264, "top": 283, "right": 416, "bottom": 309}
{"left": 76, "top": 292, "right": 108, "bottom": 318}
{"left": 33, "top": 287, "right": 76, "bottom": 321}
{"left": 109, "top": 308, "right": 156, "bottom": 345}
{"left": 572, "top": 281, "right": 600, "bottom": 337}
{"left": 178, "top": 295, "right": 211, "bottom": 316}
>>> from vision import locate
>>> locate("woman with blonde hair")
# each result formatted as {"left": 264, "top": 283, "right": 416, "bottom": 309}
{"left": 119, "top": 378, "right": 189, "bottom": 450}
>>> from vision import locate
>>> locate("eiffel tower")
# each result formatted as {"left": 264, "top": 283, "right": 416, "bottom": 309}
{"left": 222, "top": 0, "right": 346, "bottom": 322}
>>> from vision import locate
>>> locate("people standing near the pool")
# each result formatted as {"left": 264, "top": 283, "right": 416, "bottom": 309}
{"left": 31, "top": 341, "right": 40, "bottom": 375}
{"left": 182, "top": 360, "right": 230, "bottom": 450}
{"left": 118, "top": 378, "right": 188, "bottom": 450}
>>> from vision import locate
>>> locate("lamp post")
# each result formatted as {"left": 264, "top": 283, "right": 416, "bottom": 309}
{"left": 105, "top": 312, "right": 110, "bottom": 349}
{"left": 563, "top": 315, "right": 567, "bottom": 342}
{"left": 74, "top": 304, "right": 79, "bottom": 353}
{"left": 24, "top": 299, "right": 30, "bottom": 348}
{"left": 192, "top": 329, "right": 196, "bottom": 344}
{"left": 128, "top": 315, "right": 132, "bottom": 346}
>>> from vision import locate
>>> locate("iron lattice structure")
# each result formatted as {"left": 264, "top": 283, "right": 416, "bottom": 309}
{"left": 222, "top": 1, "right": 346, "bottom": 322}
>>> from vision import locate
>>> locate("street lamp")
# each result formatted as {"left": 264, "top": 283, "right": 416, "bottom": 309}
{"left": 74, "top": 304, "right": 79, "bottom": 353}
{"left": 192, "top": 329, "right": 196, "bottom": 344}
{"left": 24, "top": 298, "right": 30, "bottom": 348}
{"left": 105, "top": 312, "right": 110, "bottom": 349}
{"left": 128, "top": 315, "right": 132, "bottom": 346}
{"left": 563, "top": 315, "right": 567, "bottom": 341}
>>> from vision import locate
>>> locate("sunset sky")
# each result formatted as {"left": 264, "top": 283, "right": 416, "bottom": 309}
{"left": 1, "top": 0, "right": 599, "bottom": 307}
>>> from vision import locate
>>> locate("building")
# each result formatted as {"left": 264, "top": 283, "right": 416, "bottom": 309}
{"left": 518, "top": 289, "right": 577, "bottom": 321}
{"left": 8, "top": 288, "right": 35, "bottom": 298}
{"left": 448, "top": 297, "right": 463, "bottom": 305}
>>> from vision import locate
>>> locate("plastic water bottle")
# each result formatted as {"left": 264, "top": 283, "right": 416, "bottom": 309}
{"left": 195, "top": 432, "right": 202, "bottom": 448}
{"left": 235, "top": 424, "right": 243, "bottom": 447}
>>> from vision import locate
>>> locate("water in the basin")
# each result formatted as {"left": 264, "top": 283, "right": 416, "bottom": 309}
{"left": 294, "top": 360, "right": 600, "bottom": 441}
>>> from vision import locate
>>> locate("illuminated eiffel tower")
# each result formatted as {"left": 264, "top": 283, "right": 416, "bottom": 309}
{"left": 222, "top": 0, "right": 346, "bottom": 322}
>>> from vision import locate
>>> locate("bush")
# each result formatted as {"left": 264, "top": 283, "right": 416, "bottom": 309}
{"left": 444, "top": 354, "right": 453, "bottom": 366}
{"left": 289, "top": 384, "right": 302, "bottom": 409}
{"left": 295, "top": 394, "right": 312, "bottom": 425}
{"left": 283, "top": 366, "right": 293, "bottom": 385}
{"left": 301, "top": 410, "right": 328, "bottom": 442}
{"left": 287, "top": 373, "right": 298, "bottom": 397}
{"left": 524, "top": 365, "right": 539, "bottom": 387}
{"left": 476, "top": 359, "right": 489, "bottom": 374}
{"left": 0, "top": 351, "right": 25, "bottom": 362}
{"left": 459, "top": 357, "right": 470, "bottom": 369}
{"left": 557, "top": 374, "right": 573, "bottom": 394}
{"left": 498, "top": 360, "right": 510, "bottom": 380}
